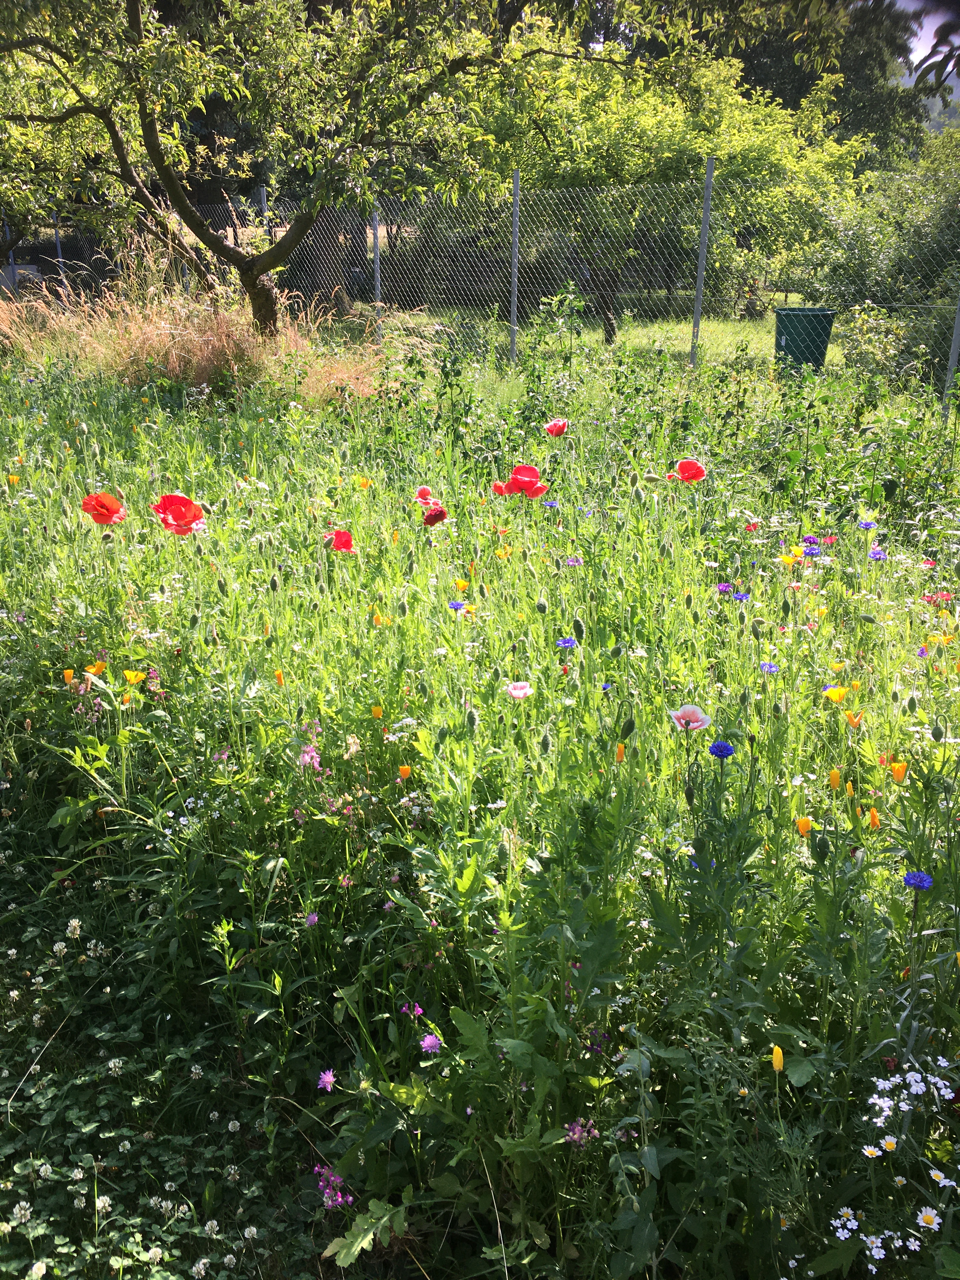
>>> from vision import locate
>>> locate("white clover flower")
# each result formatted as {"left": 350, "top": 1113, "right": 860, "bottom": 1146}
{"left": 204, "top": 1219, "right": 219, "bottom": 1236}
{"left": 917, "top": 1207, "right": 942, "bottom": 1230}
{"left": 243, "top": 1225, "right": 257, "bottom": 1239}
{"left": 95, "top": 1195, "right": 111, "bottom": 1214}
{"left": 191, "top": 1260, "right": 208, "bottom": 1278}
{"left": 228, "top": 1120, "right": 240, "bottom": 1133}
{"left": 147, "top": 1248, "right": 162, "bottom": 1264}
{"left": 208, "top": 1111, "right": 219, "bottom": 1122}
{"left": 28, "top": 1262, "right": 46, "bottom": 1278}
{"left": 225, "top": 1165, "right": 239, "bottom": 1182}
{"left": 66, "top": 919, "right": 81, "bottom": 938}
{"left": 0, "top": 1223, "right": 11, "bottom": 1237}
{"left": 160, "top": 1200, "right": 173, "bottom": 1215}
{"left": 190, "top": 1064, "right": 203, "bottom": 1079}
{"left": 71, "top": 1168, "right": 84, "bottom": 1182}
{"left": 52, "top": 942, "right": 66, "bottom": 958}
{"left": 12, "top": 1202, "right": 31, "bottom": 1224}
{"left": 118, "top": 1141, "right": 131, "bottom": 1153}
{"left": 8, "top": 989, "right": 19, "bottom": 1003}
{"left": 6, "top": 949, "right": 15, "bottom": 959}
{"left": 223, "top": 1255, "right": 237, "bottom": 1269}
{"left": 148, "top": 1196, "right": 161, "bottom": 1209}
{"left": 164, "top": 1182, "right": 176, "bottom": 1192}
{"left": 177, "top": 1205, "right": 189, "bottom": 1219}
{"left": 107, "top": 1059, "right": 123, "bottom": 1076}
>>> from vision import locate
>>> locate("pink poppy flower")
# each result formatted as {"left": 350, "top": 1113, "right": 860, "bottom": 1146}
{"left": 667, "top": 703, "right": 711, "bottom": 731}
{"left": 416, "top": 486, "right": 434, "bottom": 507}
{"left": 506, "top": 682, "right": 533, "bottom": 699}
{"left": 545, "top": 419, "right": 568, "bottom": 437}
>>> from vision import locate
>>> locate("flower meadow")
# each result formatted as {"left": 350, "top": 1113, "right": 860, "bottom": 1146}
{"left": 2, "top": 343, "right": 960, "bottom": 1280}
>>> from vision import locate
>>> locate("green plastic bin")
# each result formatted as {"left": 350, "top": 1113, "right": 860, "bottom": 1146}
{"left": 774, "top": 307, "right": 836, "bottom": 370}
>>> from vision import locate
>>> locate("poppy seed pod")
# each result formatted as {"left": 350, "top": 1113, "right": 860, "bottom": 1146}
{"left": 536, "top": 598, "right": 548, "bottom": 614}
{"left": 573, "top": 617, "right": 586, "bottom": 643}
{"left": 907, "top": 695, "right": 917, "bottom": 713}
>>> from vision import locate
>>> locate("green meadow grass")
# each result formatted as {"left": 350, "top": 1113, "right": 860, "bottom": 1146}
{"left": 1, "top": 341, "right": 960, "bottom": 1279}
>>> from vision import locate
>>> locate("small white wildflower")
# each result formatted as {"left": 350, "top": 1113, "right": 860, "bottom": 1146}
{"left": 0, "top": 1222, "right": 11, "bottom": 1236}
{"left": 164, "top": 1182, "right": 176, "bottom": 1192}
{"left": 228, "top": 1119, "right": 240, "bottom": 1133}
{"left": 118, "top": 1141, "right": 131, "bottom": 1153}
{"left": 191, "top": 1260, "right": 209, "bottom": 1278}
{"left": 147, "top": 1248, "right": 162, "bottom": 1264}
{"left": 862, "top": 1145, "right": 882, "bottom": 1159}
{"left": 66, "top": 919, "right": 81, "bottom": 938}
{"left": 6, "top": 949, "right": 15, "bottom": 959}
{"left": 907, "top": 1237, "right": 921, "bottom": 1250}
{"left": 225, "top": 1165, "right": 239, "bottom": 1182}
{"left": 204, "top": 1219, "right": 219, "bottom": 1236}
{"left": 208, "top": 1110, "right": 219, "bottom": 1122}
{"left": 244, "top": 1225, "right": 258, "bottom": 1239}
{"left": 177, "top": 1204, "right": 189, "bottom": 1219}
{"left": 223, "top": 1255, "right": 237, "bottom": 1270}
{"left": 95, "top": 1195, "right": 111, "bottom": 1214}
{"left": 107, "top": 1059, "right": 122, "bottom": 1076}
{"left": 148, "top": 1196, "right": 161, "bottom": 1209}
{"left": 895, "top": 1175, "right": 907, "bottom": 1186}
{"left": 52, "top": 942, "right": 66, "bottom": 958}
{"left": 190, "top": 1064, "right": 203, "bottom": 1079}
{"left": 917, "top": 1207, "right": 941, "bottom": 1230}
{"left": 71, "top": 1168, "right": 84, "bottom": 1181}
{"left": 28, "top": 1262, "right": 47, "bottom": 1278}
{"left": 13, "top": 1202, "right": 31, "bottom": 1223}
{"left": 160, "top": 1200, "right": 173, "bottom": 1215}
{"left": 38, "top": 1164, "right": 52, "bottom": 1179}
{"left": 8, "top": 989, "right": 19, "bottom": 1002}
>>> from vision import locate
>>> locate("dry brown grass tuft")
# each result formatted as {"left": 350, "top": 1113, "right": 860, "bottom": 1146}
{"left": 0, "top": 277, "right": 382, "bottom": 404}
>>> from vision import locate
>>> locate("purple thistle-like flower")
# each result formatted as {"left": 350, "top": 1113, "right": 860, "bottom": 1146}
{"left": 317, "top": 1070, "right": 336, "bottom": 1092}
{"left": 566, "top": 556, "right": 584, "bottom": 567}
{"left": 904, "top": 871, "right": 934, "bottom": 891}
{"left": 802, "top": 535, "right": 819, "bottom": 545}
{"left": 918, "top": 646, "right": 929, "bottom": 658}
{"left": 717, "top": 583, "right": 733, "bottom": 594}
{"left": 315, "top": 1164, "right": 354, "bottom": 1210}
{"left": 420, "top": 1033, "right": 442, "bottom": 1054}
{"left": 449, "top": 601, "right": 466, "bottom": 611}
{"left": 305, "top": 912, "right": 318, "bottom": 927}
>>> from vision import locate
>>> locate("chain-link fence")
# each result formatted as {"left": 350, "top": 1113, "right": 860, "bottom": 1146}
{"left": 5, "top": 171, "right": 959, "bottom": 395}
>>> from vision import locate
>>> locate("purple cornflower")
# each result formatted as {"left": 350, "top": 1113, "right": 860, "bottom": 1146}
{"left": 803, "top": 547, "right": 821, "bottom": 557}
{"left": 317, "top": 1070, "right": 336, "bottom": 1092}
{"left": 564, "top": 1117, "right": 599, "bottom": 1146}
{"left": 305, "top": 912, "right": 318, "bottom": 927}
{"left": 449, "top": 601, "right": 466, "bottom": 611}
{"left": 733, "top": 591, "right": 750, "bottom": 601}
{"left": 315, "top": 1164, "right": 354, "bottom": 1210}
{"left": 717, "top": 583, "right": 733, "bottom": 594}
{"left": 802, "top": 535, "right": 819, "bottom": 545}
{"left": 708, "top": 741, "right": 734, "bottom": 759}
{"left": 601, "top": 683, "right": 612, "bottom": 691}
{"left": 420, "top": 1033, "right": 442, "bottom": 1054}
{"left": 859, "top": 520, "right": 878, "bottom": 530}
{"left": 566, "top": 556, "right": 584, "bottom": 567}
{"left": 918, "top": 646, "right": 929, "bottom": 658}
{"left": 556, "top": 637, "right": 577, "bottom": 648}
{"left": 543, "top": 500, "right": 559, "bottom": 508}
{"left": 904, "top": 871, "right": 933, "bottom": 891}
{"left": 760, "top": 662, "right": 779, "bottom": 674}
{"left": 869, "top": 546, "right": 888, "bottom": 562}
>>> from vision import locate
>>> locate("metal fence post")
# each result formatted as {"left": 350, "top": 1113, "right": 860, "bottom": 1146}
{"left": 2, "top": 212, "right": 17, "bottom": 298}
{"left": 510, "top": 169, "right": 520, "bottom": 363}
{"left": 372, "top": 203, "right": 382, "bottom": 343}
{"left": 53, "top": 213, "right": 67, "bottom": 294}
{"left": 942, "top": 286, "right": 960, "bottom": 425}
{"left": 690, "top": 157, "right": 716, "bottom": 369}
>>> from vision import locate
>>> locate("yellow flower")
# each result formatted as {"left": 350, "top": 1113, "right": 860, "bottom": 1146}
{"left": 123, "top": 671, "right": 145, "bottom": 685}
{"left": 869, "top": 807, "right": 880, "bottom": 830}
{"left": 373, "top": 613, "right": 382, "bottom": 626}
{"left": 846, "top": 781, "right": 854, "bottom": 797}
{"left": 778, "top": 554, "right": 800, "bottom": 567}
{"left": 7, "top": 475, "right": 18, "bottom": 485}
{"left": 890, "top": 761, "right": 908, "bottom": 783}
{"left": 816, "top": 607, "right": 828, "bottom": 617}
{"left": 796, "top": 817, "right": 812, "bottom": 836}
{"left": 357, "top": 476, "right": 371, "bottom": 490}
{"left": 829, "top": 769, "right": 841, "bottom": 791}
{"left": 371, "top": 706, "right": 383, "bottom": 719}
{"left": 845, "top": 710, "right": 863, "bottom": 728}
{"left": 616, "top": 743, "right": 625, "bottom": 763}
{"left": 738, "top": 1087, "right": 749, "bottom": 1097}
{"left": 274, "top": 670, "right": 284, "bottom": 686}
{"left": 398, "top": 766, "right": 411, "bottom": 780}
{"left": 850, "top": 680, "right": 860, "bottom": 691}
{"left": 85, "top": 662, "right": 107, "bottom": 676}
{"left": 63, "top": 669, "right": 74, "bottom": 684}
{"left": 122, "top": 691, "right": 131, "bottom": 705}
{"left": 772, "top": 1046, "right": 784, "bottom": 1073}
{"left": 823, "top": 686, "right": 847, "bottom": 704}
{"left": 264, "top": 622, "right": 270, "bottom": 636}
{"left": 495, "top": 546, "right": 512, "bottom": 560}
{"left": 789, "top": 545, "right": 803, "bottom": 558}
{"left": 454, "top": 579, "right": 469, "bottom": 592}
{"left": 830, "top": 662, "right": 846, "bottom": 673}
{"left": 391, "top": 530, "right": 399, "bottom": 544}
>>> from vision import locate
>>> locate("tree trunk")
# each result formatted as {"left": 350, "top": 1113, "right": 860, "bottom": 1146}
{"left": 240, "top": 268, "right": 279, "bottom": 335}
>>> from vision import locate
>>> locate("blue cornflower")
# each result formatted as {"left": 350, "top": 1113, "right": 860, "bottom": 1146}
{"left": 566, "top": 556, "right": 584, "bottom": 567}
{"left": 733, "top": 591, "right": 750, "bottom": 601}
{"left": 803, "top": 547, "right": 821, "bottom": 557}
{"left": 543, "top": 500, "right": 559, "bottom": 508}
{"left": 601, "top": 683, "right": 612, "bottom": 691}
{"left": 859, "top": 520, "right": 878, "bottom": 530}
{"left": 918, "top": 646, "right": 928, "bottom": 658}
{"left": 449, "top": 601, "right": 466, "bottom": 611}
{"left": 556, "top": 637, "right": 577, "bottom": 649}
{"left": 760, "top": 662, "right": 779, "bottom": 675}
{"left": 869, "top": 547, "right": 888, "bottom": 562}
{"left": 709, "top": 741, "right": 734, "bottom": 759}
{"left": 717, "top": 583, "right": 733, "bottom": 594}
{"left": 904, "top": 870, "right": 934, "bottom": 891}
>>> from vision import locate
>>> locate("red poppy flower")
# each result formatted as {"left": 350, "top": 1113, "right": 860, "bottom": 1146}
{"left": 423, "top": 505, "right": 447, "bottom": 527}
{"left": 416, "top": 486, "right": 434, "bottom": 507}
{"left": 492, "top": 481, "right": 507, "bottom": 496}
{"left": 81, "top": 492, "right": 127, "bottom": 525}
{"left": 499, "top": 464, "right": 549, "bottom": 499}
{"left": 822, "top": 535, "right": 838, "bottom": 545}
{"left": 527, "top": 482, "right": 549, "bottom": 498}
{"left": 150, "top": 494, "right": 205, "bottom": 536}
{"left": 545, "top": 419, "right": 568, "bottom": 437}
{"left": 923, "top": 559, "right": 937, "bottom": 568}
{"left": 744, "top": 522, "right": 759, "bottom": 532}
{"left": 674, "top": 459, "right": 706, "bottom": 483}
{"left": 324, "top": 529, "right": 355, "bottom": 552}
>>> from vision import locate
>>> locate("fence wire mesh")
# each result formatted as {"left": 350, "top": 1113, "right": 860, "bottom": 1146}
{"left": 4, "top": 172, "right": 959, "bottom": 390}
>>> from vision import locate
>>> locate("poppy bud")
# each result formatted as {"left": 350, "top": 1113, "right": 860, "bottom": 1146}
{"left": 748, "top": 733, "right": 756, "bottom": 749}
{"left": 684, "top": 593, "right": 692, "bottom": 609}
{"left": 189, "top": 613, "right": 199, "bottom": 629}
{"left": 522, "top": 548, "right": 529, "bottom": 563}
{"left": 772, "top": 1046, "right": 784, "bottom": 1073}
{"left": 101, "top": 531, "right": 113, "bottom": 543}
{"left": 860, "top": 614, "right": 876, "bottom": 624}
{"left": 573, "top": 617, "right": 585, "bottom": 643}
{"left": 601, "top": 566, "right": 609, "bottom": 582}
{"left": 437, "top": 727, "right": 448, "bottom": 744}
{"left": 589, "top": 590, "right": 596, "bottom": 603}
{"left": 629, "top": 471, "right": 639, "bottom": 488}
{"left": 739, "top": 689, "right": 748, "bottom": 706}
{"left": 891, "top": 689, "right": 899, "bottom": 703}
{"left": 269, "top": 574, "right": 279, "bottom": 592}
{"left": 536, "top": 598, "right": 547, "bottom": 614}
{"left": 340, "top": 445, "right": 350, "bottom": 463}
{"left": 540, "top": 729, "right": 551, "bottom": 755}
{"left": 467, "top": 708, "right": 479, "bottom": 734}
{"left": 316, "top": 581, "right": 326, "bottom": 596}
{"left": 659, "top": 543, "right": 669, "bottom": 559}
{"left": 781, "top": 597, "right": 791, "bottom": 618}
{"left": 691, "top": 610, "right": 700, "bottom": 624}
{"left": 621, "top": 717, "right": 636, "bottom": 738}
{"left": 738, "top": 609, "right": 747, "bottom": 626}
{"left": 933, "top": 722, "right": 944, "bottom": 743}
{"left": 684, "top": 783, "right": 695, "bottom": 807}
{"left": 479, "top": 583, "right": 488, "bottom": 599}
{"left": 492, "top": 666, "right": 501, "bottom": 683}
{"left": 199, "top": 500, "right": 212, "bottom": 514}
{"left": 772, "top": 702, "right": 782, "bottom": 717}
{"left": 907, "top": 695, "right": 917, "bottom": 713}
{"left": 580, "top": 881, "right": 592, "bottom": 899}
{"left": 816, "top": 835, "right": 830, "bottom": 859}
{"left": 398, "top": 600, "right": 408, "bottom": 617}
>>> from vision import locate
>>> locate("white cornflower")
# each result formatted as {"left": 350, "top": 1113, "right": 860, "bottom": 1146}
{"left": 38, "top": 1164, "right": 52, "bottom": 1179}
{"left": 907, "top": 1237, "right": 921, "bottom": 1250}
{"left": 118, "top": 1141, "right": 131, "bottom": 1153}
{"left": 95, "top": 1195, "right": 111, "bottom": 1214}
{"left": 190, "top": 1064, "right": 203, "bottom": 1079}
{"left": 66, "top": 919, "right": 81, "bottom": 938}
{"left": 107, "top": 1059, "right": 123, "bottom": 1076}
{"left": 862, "top": 1145, "right": 882, "bottom": 1159}
{"left": 244, "top": 1225, "right": 257, "bottom": 1239}
{"left": 147, "top": 1248, "right": 162, "bottom": 1264}
{"left": 223, "top": 1255, "right": 237, "bottom": 1269}
{"left": 12, "top": 1202, "right": 31, "bottom": 1224}
{"left": 52, "top": 943, "right": 66, "bottom": 958}
{"left": 228, "top": 1120, "right": 240, "bottom": 1133}
{"left": 917, "top": 1207, "right": 942, "bottom": 1230}
{"left": 204, "top": 1219, "right": 219, "bottom": 1236}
